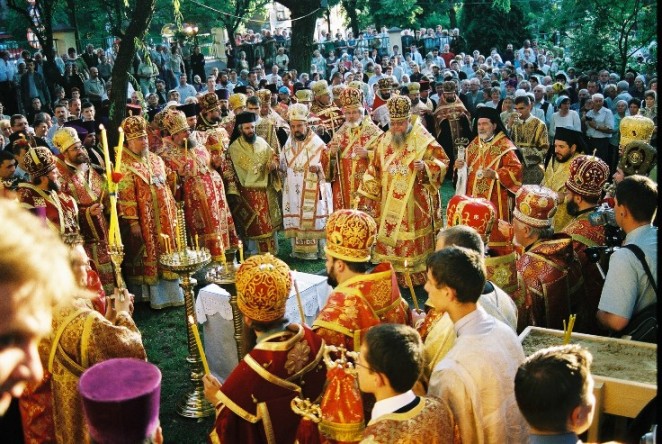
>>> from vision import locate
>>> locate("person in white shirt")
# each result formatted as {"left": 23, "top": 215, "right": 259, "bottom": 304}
{"left": 549, "top": 96, "right": 581, "bottom": 140}
{"left": 358, "top": 324, "right": 459, "bottom": 443}
{"left": 426, "top": 246, "right": 529, "bottom": 444}
{"left": 174, "top": 73, "right": 197, "bottom": 103}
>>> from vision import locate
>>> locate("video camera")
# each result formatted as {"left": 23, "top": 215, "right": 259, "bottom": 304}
{"left": 584, "top": 203, "right": 625, "bottom": 276}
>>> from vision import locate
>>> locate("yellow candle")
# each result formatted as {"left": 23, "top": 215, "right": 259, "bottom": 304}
{"left": 99, "top": 125, "right": 112, "bottom": 179}
{"left": 114, "top": 127, "right": 124, "bottom": 173}
{"left": 175, "top": 224, "right": 182, "bottom": 251}
{"left": 403, "top": 260, "right": 420, "bottom": 311}
{"left": 292, "top": 275, "right": 307, "bottom": 325}
{"left": 238, "top": 240, "right": 244, "bottom": 263}
{"left": 218, "top": 236, "right": 226, "bottom": 266}
{"left": 195, "top": 234, "right": 200, "bottom": 252}
{"left": 188, "top": 315, "right": 210, "bottom": 375}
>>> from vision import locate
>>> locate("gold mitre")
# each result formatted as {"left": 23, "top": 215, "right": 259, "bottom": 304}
{"left": 324, "top": 209, "right": 377, "bottom": 262}
{"left": 236, "top": 254, "right": 292, "bottom": 322}
{"left": 338, "top": 87, "right": 363, "bottom": 110}
{"left": 52, "top": 127, "right": 81, "bottom": 153}
{"left": 387, "top": 95, "right": 412, "bottom": 121}
{"left": 619, "top": 114, "right": 655, "bottom": 147}
{"left": 228, "top": 93, "right": 247, "bottom": 112}
{"left": 288, "top": 103, "right": 310, "bottom": 122}
{"left": 121, "top": 115, "right": 148, "bottom": 140}
{"left": 312, "top": 80, "right": 330, "bottom": 98}
{"left": 161, "top": 109, "right": 188, "bottom": 136}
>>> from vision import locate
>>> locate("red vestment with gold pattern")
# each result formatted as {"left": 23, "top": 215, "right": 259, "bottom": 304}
{"left": 465, "top": 132, "right": 522, "bottom": 222}
{"left": 17, "top": 184, "right": 80, "bottom": 238}
{"left": 516, "top": 234, "right": 585, "bottom": 331}
{"left": 563, "top": 212, "right": 607, "bottom": 334}
{"left": 56, "top": 160, "right": 114, "bottom": 294}
{"left": 310, "top": 101, "right": 345, "bottom": 139}
{"left": 358, "top": 117, "right": 449, "bottom": 285}
{"left": 274, "top": 102, "right": 290, "bottom": 122}
{"left": 116, "top": 149, "right": 178, "bottom": 285}
{"left": 160, "top": 139, "right": 238, "bottom": 261}
{"left": 208, "top": 324, "right": 326, "bottom": 444}
{"left": 312, "top": 263, "right": 411, "bottom": 351}
{"left": 327, "top": 116, "right": 383, "bottom": 210}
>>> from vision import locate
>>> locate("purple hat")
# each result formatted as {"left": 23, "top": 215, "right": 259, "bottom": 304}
{"left": 63, "top": 121, "right": 89, "bottom": 140}
{"left": 216, "top": 88, "right": 229, "bottom": 101}
{"left": 79, "top": 358, "right": 161, "bottom": 444}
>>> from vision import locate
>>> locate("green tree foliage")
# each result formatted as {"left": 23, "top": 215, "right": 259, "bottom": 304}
{"left": 460, "top": 1, "right": 531, "bottom": 55}
{"left": 537, "top": 0, "right": 657, "bottom": 76}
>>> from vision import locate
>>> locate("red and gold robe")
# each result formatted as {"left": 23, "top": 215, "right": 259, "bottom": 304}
{"left": 209, "top": 324, "right": 326, "bottom": 444}
{"left": 327, "top": 116, "right": 383, "bottom": 210}
{"left": 312, "top": 263, "right": 411, "bottom": 352}
{"left": 362, "top": 397, "right": 461, "bottom": 444}
{"left": 19, "top": 297, "right": 145, "bottom": 444}
{"left": 358, "top": 117, "right": 449, "bottom": 285}
{"left": 274, "top": 102, "right": 290, "bottom": 122}
{"left": 116, "top": 149, "right": 178, "bottom": 285}
{"left": 516, "top": 234, "right": 585, "bottom": 331}
{"left": 310, "top": 101, "right": 345, "bottom": 141}
{"left": 17, "top": 184, "right": 80, "bottom": 238}
{"left": 160, "top": 138, "right": 238, "bottom": 262}
{"left": 563, "top": 212, "right": 607, "bottom": 335}
{"left": 56, "top": 160, "right": 114, "bottom": 295}
{"left": 227, "top": 136, "right": 283, "bottom": 254}
{"left": 465, "top": 132, "right": 522, "bottom": 222}
{"left": 432, "top": 99, "right": 473, "bottom": 165}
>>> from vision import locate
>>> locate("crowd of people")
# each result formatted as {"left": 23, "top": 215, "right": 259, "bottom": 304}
{"left": 0, "top": 27, "right": 657, "bottom": 444}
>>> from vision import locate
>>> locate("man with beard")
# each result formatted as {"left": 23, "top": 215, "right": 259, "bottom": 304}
{"left": 275, "top": 85, "right": 290, "bottom": 121}
{"left": 247, "top": 92, "right": 285, "bottom": 155}
{"left": 159, "top": 108, "right": 238, "bottom": 263}
{"left": 310, "top": 80, "right": 345, "bottom": 143}
{"left": 116, "top": 115, "right": 183, "bottom": 309}
{"left": 280, "top": 103, "right": 332, "bottom": 260}
{"left": 406, "top": 82, "right": 434, "bottom": 131}
{"left": 370, "top": 77, "right": 393, "bottom": 131}
{"left": 327, "top": 87, "right": 382, "bottom": 210}
{"left": 313, "top": 208, "right": 410, "bottom": 352}
{"left": 512, "top": 185, "right": 585, "bottom": 331}
{"left": 357, "top": 96, "right": 449, "bottom": 286}
{"left": 562, "top": 155, "right": 610, "bottom": 334}
{"left": 541, "top": 127, "right": 584, "bottom": 232}
{"left": 52, "top": 127, "right": 114, "bottom": 295}
{"left": 46, "top": 103, "right": 70, "bottom": 152}
{"left": 456, "top": 106, "right": 522, "bottom": 223}
{"left": 432, "top": 80, "right": 473, "bottom": 174}
{"left": 17, "top": 146, "right": 80, "bottom": 240}
{"left": 226, "top": 111, "right": 282, "bottom": 255}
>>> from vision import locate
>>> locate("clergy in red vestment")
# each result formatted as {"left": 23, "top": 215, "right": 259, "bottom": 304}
{"left": 116, "top": 116, "right": 183, "bottom": 309}
{"left": 513, "top": 185, "right": 585, "bottom": 332}
{"left": 203, "top": 254, "right": 327, "bottom": 444}
{"left": 357, "top": 95, "right": 449, "bottom": 285}
{"left": 310, "top": 80, "right": 345, "bottom": 143}
{"left": 53, "top": 127, "right": 114, "bottom": 295}
{"left": 455, "top": 106, "right": 523, "bottom": 222}
{"left": 159, "top": 108, "right": 238, "bottom": 262}
{"left": 17, "top": 146, "right": 81, "bottom": 241}
{"left": 313, "top": 209, "right": 411, "bottom": 352}
{"left": 562, "top": 155, "right": 610, "bottom": 334}
{"left": 327, "top": 87, "right": 383, "bottom": 210}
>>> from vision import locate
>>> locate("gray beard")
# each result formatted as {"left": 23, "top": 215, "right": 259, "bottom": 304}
{"left": 392, "top": 125, "right": 412, "bottom": 147}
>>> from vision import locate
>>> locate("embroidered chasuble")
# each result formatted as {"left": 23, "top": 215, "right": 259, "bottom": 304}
{"left": 540, "top": 154, "right": 579, "bottom": 232}
{"left": 510, "top": 116, "right": 549, "bottom": 184}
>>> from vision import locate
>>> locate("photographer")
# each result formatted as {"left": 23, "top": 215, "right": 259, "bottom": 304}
{"left": 597, "top": 175, "right": 657, "bottom": 341}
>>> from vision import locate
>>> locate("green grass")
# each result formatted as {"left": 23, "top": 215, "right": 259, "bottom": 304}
{"left": 134, "top": 180, "right": 455, "bottom": 443}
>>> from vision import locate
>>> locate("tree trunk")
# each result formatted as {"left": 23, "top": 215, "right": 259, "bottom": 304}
{"left": 108, "top": 0, "right": 157, "bottom": 147}
{"left": 278, "top": 0, "right": 320, "bottom": 74}
{"left": 342, "top": 0, "right": 360, "bottom": 37}
{"left": 448, "top": 4, "right": 457, "bottom": 29}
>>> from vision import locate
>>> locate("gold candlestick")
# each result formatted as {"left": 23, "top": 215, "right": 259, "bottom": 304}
{"left": 159, "top": 205, "right": 213, "bottom": 418}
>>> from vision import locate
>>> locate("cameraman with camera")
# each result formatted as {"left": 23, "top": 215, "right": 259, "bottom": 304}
{"left": 597, "top": 175, "right": 657, "bottom": 342}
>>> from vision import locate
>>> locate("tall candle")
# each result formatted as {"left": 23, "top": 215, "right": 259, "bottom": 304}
{"left": 188, "top": 315, "right": 210, "bottom": 375}
{"left": 114, "top": 127, "right": 125, "bottom": 173}
{"left": 217, "top": 236, "right": 226, "bottom": 266}
{"left": 175, "top": 224, "right": 182, "bottom": 251}
{"left": 195, "top": 234, "right": 200, "bottom": 252}
{"left": 238, "top": 240, "right": 244, "bottom": 263}
{"left": 403, "top": 260, "right": 420, "bottom": 310}
{"left": 99, "top": 125, "right": 112, "bottom": 180}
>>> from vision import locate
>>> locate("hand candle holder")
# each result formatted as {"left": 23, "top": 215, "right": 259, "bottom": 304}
{"left": 159, "top": 203, "right": 213, "bottom": 418}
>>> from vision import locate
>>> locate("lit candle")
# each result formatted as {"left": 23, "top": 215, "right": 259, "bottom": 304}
{"left": 403, "top": 260, "right": 420, "bottom": 311}
{"left": 114, "top": 127, "right": 124, "bottom": 173}
{"left": 238, "top": 240, "right": 244, "bottom": 263}
{"left": 188, "top": 315, "right": 210, "bottom": 375}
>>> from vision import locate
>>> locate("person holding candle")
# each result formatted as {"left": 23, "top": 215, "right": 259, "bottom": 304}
{"left": 226, "top": 111, "right": 282, "bottom": 256}
{"left": 425, "top": 246, "right": 529, "bottom": 444}
{"left": 313, "top": 208, "right": 411, "bottom": 353}
{"left": 202, "top": 254, "right": 327, "bottom": 444}
{"left": 357, "top": 95, "right": 450, "bottom": 286}
{"left": 53, "top": 127, "right": 115, "bottom": 296}
{"left": 159, "top": 108, "right": 238, "bottom": 263}
{"left": 115, "top": 115, "right": 184, "bottom": 309}
{"left": 17, "top": 146, "right": 81, "bottom": 242}
{"left": 454, "top": 106, "right": 523, "bottom": 223}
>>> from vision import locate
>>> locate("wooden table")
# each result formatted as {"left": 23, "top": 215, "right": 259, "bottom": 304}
{"left": 519, "top": 326, "right": 657, "bottom": 442}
